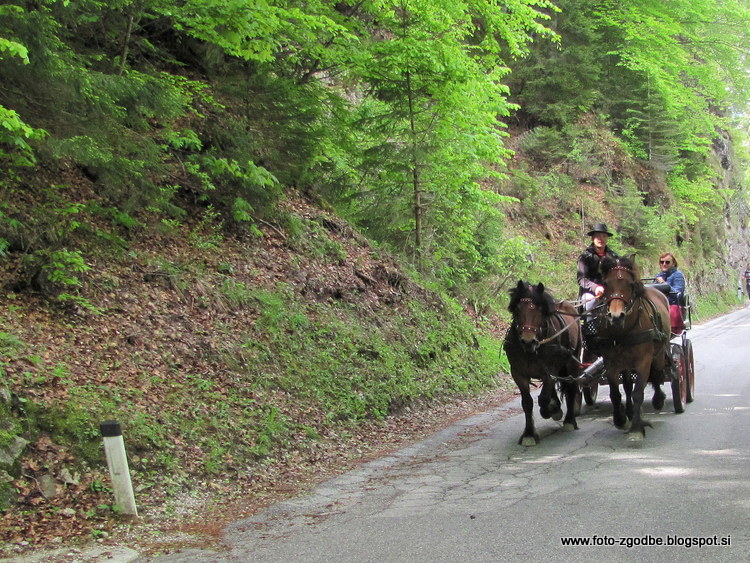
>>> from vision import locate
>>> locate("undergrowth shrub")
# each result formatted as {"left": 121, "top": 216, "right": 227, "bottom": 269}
{"left": 518, "top": 126, "right": 571, "bottom": 166}
{"left": 20, "top": 248, "right": 99, "bottom": 312}
{"left": 208, "top": 283, "right": 504, "bottom": 461}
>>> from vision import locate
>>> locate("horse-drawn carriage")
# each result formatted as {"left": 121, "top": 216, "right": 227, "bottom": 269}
{"left": 579, "top": 257, "right": 695, "bottom": 415}
{"left": 504, "top": 255, "right": 695, "bottom": 445}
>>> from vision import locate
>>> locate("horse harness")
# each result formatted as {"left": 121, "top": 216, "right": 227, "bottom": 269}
{"left": 505, "top": 299, "right": 580, "bottom": 361}
{"left": 591, "top": 264, "right": 669, "bottom": 350}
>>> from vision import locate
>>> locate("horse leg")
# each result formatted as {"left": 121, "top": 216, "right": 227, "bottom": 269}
{"left": 650, "top": 365, "right": 666, "bottom": 411}
{"left": 562, "top": 380, "right": 579, "bottom": 431}
{"left": 623, "top": 374, "right": 634, "bottom": 422}
{"left": 651, "top": 381, "right": 666, "bottom": 411}
{"left": 608, "top": 379, "right": 628, "bottom": 429}
{"left": 539, "top": 378, "right": 562, "bottom": 421}
{"left": 518, "top": 384, "right": 539, "bottom": 446}
{"left": 627, "top": 373, "right": 652, "bottom": 442}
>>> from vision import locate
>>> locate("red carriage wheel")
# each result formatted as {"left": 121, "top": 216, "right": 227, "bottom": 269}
{"left": 670, "top": 343, "right": 686, "bottom": 414}
{"left": 684, "top": 339, "right": 695, "bottom": 403}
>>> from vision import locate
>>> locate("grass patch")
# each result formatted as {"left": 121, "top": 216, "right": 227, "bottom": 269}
{"left": 691, "top": 290, "right": 741, "bottom": 322}
{"left": 228, "top": 284, "right": 504, "bottom": 427}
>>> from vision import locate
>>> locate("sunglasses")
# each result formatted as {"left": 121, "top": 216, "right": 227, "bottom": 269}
{"left": 659, "top": 260, "right": 671, "bottom": 265}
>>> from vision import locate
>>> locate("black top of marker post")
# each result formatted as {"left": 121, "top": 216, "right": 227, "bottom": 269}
{"left": 100, "top": 420, "right": 122, "bottom": 437}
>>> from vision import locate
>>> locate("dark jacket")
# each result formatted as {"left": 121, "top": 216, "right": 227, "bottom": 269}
{"left": 577, "top": 244, "right": 618, "bottom": 298}
{"left": 654, "top": 266, "right": 686, "bottom": 305}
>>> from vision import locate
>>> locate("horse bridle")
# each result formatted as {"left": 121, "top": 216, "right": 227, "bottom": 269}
{"left": 516, "top": 297, "right": 578, "bottom": 342}
{"left": 516, "top": 298, "right": 543, "bottom": 335}
{"left": 599, "top": 263, "right": 670, "bottom": 345}
{"left": 605, "top": 264, "right": 638, "bottom": 316}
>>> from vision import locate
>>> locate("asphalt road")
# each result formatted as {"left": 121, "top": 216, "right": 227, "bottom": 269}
{"left": 137, "top": 306, "right": 750, "bottom": 563}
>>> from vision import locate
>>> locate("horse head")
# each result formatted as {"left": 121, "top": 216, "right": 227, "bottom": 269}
{"left": 600, "top": 255, "right": 645, "bottom": 326}
{"left": 508, "top": 280, "right": 554, "bottom": 351}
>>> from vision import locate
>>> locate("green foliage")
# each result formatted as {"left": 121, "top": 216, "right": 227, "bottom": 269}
{"left": 188, "top": 205, "right": 223, "bottom": 249}
{"left": 286, "top": 216, "right": 349, "bottom": 265}
{"left": 0, "top": 13, "right": 47, "bottom": 169}
{"left": 689, "top": 287, "right": 737, "bottom": 323}
{"left": 518, "top": 127, "right": 571, "bottom": 165}
{"left": 218, "top": 277, "right": 254, "bottom": 309}
{"left": 40, "top": 248, "right": 89, "bottom": 288}
{"left": 607, "top": 179, "right": 671, "bottom": 251}
{"left": 0, "top": 106, "right": 47, "bottom": 167}
{"left": 0, "top": 331, "right": 25, "bottom": 357}
{"left": 38, "top": 400, "right": 103, "bottom": 462}
{"left": 336, "top": 0, "right": 553, "bottom": 278}
{"left": 1, "top": 0, "right": 749, "bottom": 534}
{"left": 507, "top": 0, "right": 750, "bottom": 259}
{"left": 248, "top": 407, "right": 290, "bottom": 459}
{"left": 217, "top": 284, "right": 502, "bottom": 426}
{"left": 0, "top": 0, "right": 741, "bottom": 317}
{"left": 18, "top": 246, "right": 102, "bottom": 313}
{"left": 507, "top": 2, "right": 601, "bottom": 126}
{"left": 461, "top": 234, "right": 539, "bottom": 314}
{"left": 0, "top": 35, "right": 28, "bottom": 63}
{"left": 0, "top": 481, "right": 15, "bottom": 512}
{"left": 668, "top": 166, "right": 726, "bottom": 226}
{"left": 166, "top": 0, "right": 357, "bottom": 65}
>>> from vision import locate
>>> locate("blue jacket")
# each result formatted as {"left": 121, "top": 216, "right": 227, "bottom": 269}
{"left": 654, "top": 267, "right": 685, "bottom": 305}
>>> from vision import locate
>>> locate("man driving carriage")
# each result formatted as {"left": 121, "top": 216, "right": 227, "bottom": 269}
{"left": 576, "top": 222, "right": 619, "bottom": 315}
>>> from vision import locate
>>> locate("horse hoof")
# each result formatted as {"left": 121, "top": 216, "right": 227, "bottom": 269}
{"left": 627, "top": 432, "right": 644, "bottom": 443}
{"left": 563, "top": 422, "right": 576, "bottom": 432}
{"left": 551, "top": 410, "right": 563, "bottom": 421}
{"left": 520, "top": 436, "right": 538, "bottom": 447}
{"left": 652, "top": 392, "right": 665, "bottom": 411}
{"left": 623, "top": 419, "right": 632, "bottom": 431}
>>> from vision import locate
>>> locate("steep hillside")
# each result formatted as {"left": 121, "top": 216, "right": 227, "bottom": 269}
{"left": 0, "top": 187, "right": 513, "bottom": 557}
{"left": 3, "top": 1, "right": 750, "bottom": 558}
{"left": 1, "top": 137, "right": 747, "bottom": 559}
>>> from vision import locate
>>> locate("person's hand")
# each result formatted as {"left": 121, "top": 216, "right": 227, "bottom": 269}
{"left": 594, "top": 285, "right": 605, "bottom": 297}
{"left": 656, "top": 276, "right": 665, "bottom": 283}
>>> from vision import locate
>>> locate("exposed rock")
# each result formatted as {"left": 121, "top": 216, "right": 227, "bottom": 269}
{"left": 0, "top": 436, "right": 28, "bottom": 471}
{"left": 39, "top": 474, "right": 58, "bottom": 499}
{"left": 59, "top": 468, "right": 80, "bottom": 486}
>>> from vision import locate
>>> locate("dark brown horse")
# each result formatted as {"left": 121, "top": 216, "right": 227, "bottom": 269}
{"left": 504, "top": 281, "right": 583, "bottom": 446}
{"left": 592, "top": 255, "right": 671, "bottom": 441}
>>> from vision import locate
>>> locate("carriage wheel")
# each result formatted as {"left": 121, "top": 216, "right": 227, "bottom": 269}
{"left": 583, "top": 382, "right": 599, "bottom": 406}
{"left": 684, "top": 339, "right": 695, "bottom": 403}
{"left": 670, "top": 344, "right": 687, "bottom": 414}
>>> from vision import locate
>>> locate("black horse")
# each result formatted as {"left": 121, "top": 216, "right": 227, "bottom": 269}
{"left": 504, "top": 281, "right": 583, "bottom": 446}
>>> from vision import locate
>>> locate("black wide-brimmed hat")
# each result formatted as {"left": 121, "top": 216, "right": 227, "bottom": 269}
{"left": 586, "top": 223, "right": 614, "bottom": 236}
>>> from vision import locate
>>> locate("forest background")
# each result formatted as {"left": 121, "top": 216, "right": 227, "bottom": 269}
{"left": 2, "top": 0, "right": 750, "bottom": 556}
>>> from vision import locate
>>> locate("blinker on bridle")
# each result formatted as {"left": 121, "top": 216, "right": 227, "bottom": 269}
{"left": 606, "top": 263, "right": 635, "bottom": 307}
{"left": 517, "top": 297, "right": 541, "bottom": 334}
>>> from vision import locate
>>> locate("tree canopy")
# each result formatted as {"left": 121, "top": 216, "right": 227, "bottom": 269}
{"left": 1, "top": 0, "right": 749, "bottom": 301}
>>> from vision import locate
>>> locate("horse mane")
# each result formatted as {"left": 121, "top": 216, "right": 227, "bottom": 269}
{"left": 507, "top": 280, "right": 556, "bottom": 316}
{"left": 600, "top": 255, "right": 646, "bottom": 297}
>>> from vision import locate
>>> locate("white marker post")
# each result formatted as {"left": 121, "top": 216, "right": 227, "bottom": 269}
{"left": 100, "top": 420, "right": 138, "bottom": 517}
